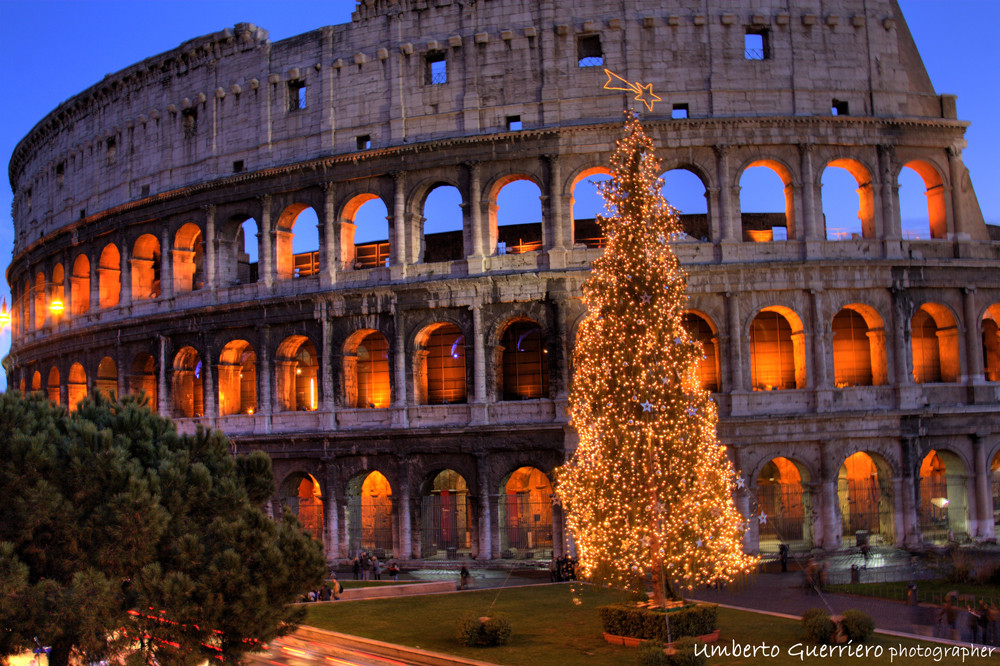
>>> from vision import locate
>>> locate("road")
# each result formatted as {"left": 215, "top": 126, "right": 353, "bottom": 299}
{"left": 246, "top": 634, "right": 424, "bottom": 666}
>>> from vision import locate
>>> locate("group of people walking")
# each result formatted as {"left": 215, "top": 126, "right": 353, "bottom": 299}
{"left": 352, "top": 552, "right": 400, "bottom": 581}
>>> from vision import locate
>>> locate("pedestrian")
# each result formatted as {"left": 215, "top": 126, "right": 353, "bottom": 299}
{"left": 373, "top": 556, "right": 381, "bottom": 581}
{"left": 460, "top": 565, "right": 471, "bottom": 590}
{"left": 779, "top": 544, "right": 789, "bottom": 573}
{"left": 388, "top": 561, "right": 399, "bottom": 581}
{"left": 352, "top": 557, "right": 360, "bottom": 580}
{"left": 331, "top": 574, "right": 342, "bottom": 600}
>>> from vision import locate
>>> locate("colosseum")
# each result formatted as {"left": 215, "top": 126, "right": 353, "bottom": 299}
{"left": 5, "top": 0, "right": 1000, "bottom": 565}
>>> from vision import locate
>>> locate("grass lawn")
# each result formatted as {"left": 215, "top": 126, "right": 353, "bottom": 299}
{"left": 304, "top": 583, "right": 962, "bottom": 666}
{"left": 828, "top": 580, "right": 1000, "bottom": 606}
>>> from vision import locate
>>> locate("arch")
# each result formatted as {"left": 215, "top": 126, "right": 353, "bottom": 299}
{"left": 756, "top": 457, "right": 813, "bottom": 552}
{"left": 661, "top": 167, "right": 710, "bottom": 240}
{"left": 345, "top": 194, "right": 390, "bottom": 270}
{"left": 171, "top": 346, "right": 204, "bottom": 418}
{"left": 67, "top": 362, "right": 87, "bottom": 411}
{"left": 498, "top": 319, "right": 549, "bottom": 400}
{"left": 822, "top": 158, "right": 876, "bottom": 240}
{"left": 498, "top": 466, "right": 553, "bottom": 559}
{"left": 919, "top": 449, "right": 969, "bottom": 543}
{"left": 982, "top": 304, "right": 1000, "bottom": 382}
{"left": 912, "top": 303, "right": 960, "bottom": 383}
{"left": 899, "top": 160, "right": 947, "bottom": 239}
{"left": 276, "top": 204, "right": 320, "bottom": 280}
{"left": 70, "top": 254, "right": 90, "bottom": 314}
{"left": 683, "top": 311, "right": 720, "bottom": 391}
{"left": 280, "top": 472, "right": 324, "bottom": 539}
{"left": 96, "top": 356, "right": 117, "bottom": 397}
{"left": 419, "top": 469, "right": 473, "bottom": 559}
{"left": 33, "top": 271, "right": 45, "bottom": 329}
{"left": 838, "top": 451, "right": 895, "bottom": 546}
{"left": 275, "top": 335, "right": 319, "bottom": 412}
{"left": 46, "top": 366, "right": 60, "bottom": 405}
{"left": 50, "top": 263, "right": 65, "bottom": 322}
{"left": 347, "top": 471, "right": 394, "bottom": 556}
{"left": 492, "top": 177, "right": 543, "bottom": 256}
{"left": 31, "top": 370, "right": 41, "bottom": 392}
{"left": 749, "top": 307, "right": 806, "bottom": 390}
{"left": 571, "top": 166, "right": 612, "bottom": 247}
{"left": 129, "top": 353, "right": 157, "bottom": 412}
{"left": 233, "top": 217, "right": 260, "bottom": 284}
{"left": 415, "top": 322, "right": 467, "bottom": 405}
{"left": 98, "top": 243, "right": 121, "bottom": 308}
{"left": 422, "top": 184, "right": 464, "bottom": 262}
{"left": 131, "top": 233, "right": 161, "bottom": 301}
{"left": 218, "top": 340, "right": 257, "bottom": 416}
{"left": 173, "top": 222, "right": 204, "bottom": 293}
{"left": 740, "top": 160, "right": 794, "bottom": 241}
{"left": 345, "top": 329, "right": 391, "bottom": 408}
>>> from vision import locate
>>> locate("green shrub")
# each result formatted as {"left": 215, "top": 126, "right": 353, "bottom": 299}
{"left": 636, "top": 641, "right": 668, "bottom": 666}
{"left": 665, "top": 637, "right": 707, "bottom": 666}
{"left": 456, "top": 614, "right": 512, "bottom": 647}
{"left": 841, "top": 610, "right": 875, "bottom": 643}
{"left": 598, "top": 604, "right": 717, "bottom": 642}
{"left": 802, "top": 608, "right": 835, "bottom": 644}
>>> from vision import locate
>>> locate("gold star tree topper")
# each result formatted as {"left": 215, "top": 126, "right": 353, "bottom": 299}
{"left": 603, "top": 69, "right": 662, "bottom": 111}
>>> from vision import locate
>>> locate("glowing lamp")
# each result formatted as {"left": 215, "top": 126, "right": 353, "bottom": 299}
{"left": 0, "top": 299, "right": 9, "bottom": 330}
{"left": 931, "top": 497, "right": 950, "bottom": 509}
{"left": 49, "top": 299, "right": 65, "bottom": 315}
{"left": 246, "top": 407, "right": 255, "bottom": 415}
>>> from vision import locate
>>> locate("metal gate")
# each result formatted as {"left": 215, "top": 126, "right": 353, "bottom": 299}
{"left": 756, "top": 484, "right": 805, "bottom": 551}
{"left": 420, "top": 492, "right": 473, "bottom": 559}
{"left": 840, "top": 477, "right": 888, "bottom": 545}
{"left": 499, "top": 493, "right": 552, "bottom": 559}
{"left": 347, "top": 495, "right": 393, "bottom": 556}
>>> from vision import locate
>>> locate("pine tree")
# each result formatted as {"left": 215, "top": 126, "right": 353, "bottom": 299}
{"left": 558, "top": 113, "right": 756, "bottom": 605}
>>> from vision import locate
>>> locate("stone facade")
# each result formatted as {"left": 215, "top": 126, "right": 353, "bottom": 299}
{"left": 6, "top": 0, "right": 1000, "bottom": 563}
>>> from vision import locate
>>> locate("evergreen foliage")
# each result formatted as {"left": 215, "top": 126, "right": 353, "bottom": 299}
{"left": 0, "top": 391, "right": 326, "bottom": 665}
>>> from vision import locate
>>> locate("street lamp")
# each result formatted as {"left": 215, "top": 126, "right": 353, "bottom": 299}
{"left": 0, "top": 299, "right": 9, "bottom": 331}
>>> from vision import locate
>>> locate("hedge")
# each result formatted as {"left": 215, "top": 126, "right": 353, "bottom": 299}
{"left": 598, "top": 603, "right": 718, "bottom": 642}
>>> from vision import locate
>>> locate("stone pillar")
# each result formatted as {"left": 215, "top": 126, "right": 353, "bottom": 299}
{"left": 61, "top": 252, "right": 72, "bottom": 326}
{"left": 900, "top": 438, "right": 921, "bottom": 547}
{"left": 258, "top": 326, "right": 272, "bottom": 430}
{"left": 810, "top": 289, "right": 829, "bottom": 390}
{"left": 798, "top": 143, "right": 819, "bottom": 239}
{"left": 391, "top": 172, "right": 407, "bottom": 268}
{"left": 157, "top": 335, "right": 169, "bottom": 415}
{"left": 471, "top": 303, "right": 488, "bottom": 424}
{"left": 705, "top": 188, "right": 722, "bottom": 241}
{"left": 203, "top": 342, "right": 217, "bottom": 420}
{"left": 258, "top": 195, "right": 273, "bottom": 289}
{"left": 467, "top": 162, "right": 484, "bottom": 259}
{"left": 878, "top": 145, "right": 901, "bottom": 243}
{"left": 725, "top": 292, "right": 744, "bottom": 391}
{"left": 551, "top": 497, "right": 565, "bottom": 560}
{"left": 819, "top": 476, "right": 840, "bottom": 551}
{"left": 159, "top": 226, "right": 173, "bottom": 300}
{"left": 119, "top": 235, "right": 132, "bottom": 307}
{"left": 339, "top": 499, "right": 350, "bottom": 560}
{"left": 397, "top": 458, "right": 412, "bottom": 560}
{"left": 324, "top": 474, "right": 340, "bottom": 567}
{"left": 203, "top": 205, "right": 217, "bottom": 291}
{"left": 476, "top": 455, "right": 492, "bottom": 560}
{"left": 947, "top": 145, "right": 967, "bottom": 238}
{"left": 890, "top": 288, "right": 913, "bottom": 391}
{"left": 88, "top": 250, "right": 100, "bottom": 315}
{"left": 714, "top": 145, "right": 738, "bottom": 242}
{"left": 867, "top": 329, "right": 889, "bottom": 386}
{"left": 964, "top": 287, "right": 984, "bottom": 385}
{"left": 319, "top": 302, "right": 336, "bottom": 423}
{"left": 545, "top": 154, "right": 567, "bottom": 253}
{"left": 392, "top": 309, "right": 409, "bottom": 425}
{"left": 973, "top": 435, "right": 994, "bottom": 539}
{"left": 735, "top": 488, "right": 753, "bottom": 552}
{"left": 805, "top": 482, "right": 823, "bottom": 549}
{"left": 321, "top": 183, "right": 337, "bottom": 287}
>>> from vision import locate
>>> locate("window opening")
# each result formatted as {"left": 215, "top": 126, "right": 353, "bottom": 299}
{"left": 426, "top": 52, "right": 447, "bottom": 84}
{"left": 832, "top": 99, "right": 849, "bottom": 116}
{"left": 182, "top": 108, "right": 197, "bottom": 138}
{"left": 288, "top": 80, "right": 306, "bottom": 111}
{"left": 506, "top": 115, "right": 522, "bottom": 131}
{"left": 357, "top": 135, "right": 371, "bottom": 150}
{"left": 745, "top": 30, "right": 769, "bottom": 60}
{"left": 233, "top": 160, "right": 245, "bottom": 173}
{"left": 671, "top": 104, "right": 689, "bottom": 119}
{"left": 577, "top": 34, "right": 603, "bottom": 67}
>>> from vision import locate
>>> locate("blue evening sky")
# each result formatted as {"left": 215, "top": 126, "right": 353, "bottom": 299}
{"left": 1, "top": 0, "right": 998, "bottom": 365}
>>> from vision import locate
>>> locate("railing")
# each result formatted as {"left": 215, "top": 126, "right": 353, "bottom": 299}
{"left": 293, "top": 251, "right": 319, "bottom": 278}
{"left": 355, "top": 242, "right": 391, "bottom": 269}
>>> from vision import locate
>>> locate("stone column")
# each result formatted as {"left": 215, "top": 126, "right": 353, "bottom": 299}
{"left": 551, "top": 497, "right": 565, "bottom": 560}
{"left": 714, "top": 145, "right": 738, "bottom": 242}
{"left": 319, "top": 302, "right": 336, "bottom": 424}
{"left": 203, "top": 205, "right": 217, "bottom": 291}
{"left": 973, "top": 435, "right": 994, "bottom": 539}
{"left": 545, "top": 154, "right": 567, "bottom": 253}
{"left": 810, "top": 289, "right": 829, "bottom": 390}
{"left": 203, "top": 341, "right": 217, "bottom": 420}
{"left": 258, "top": 326, "right": 272, "bottom": 431}
{"left": 878, "top": 145, "right": 902, "bottom": 244}
{"left": 735, "top": 488, "right": 753, "bottom": 552}
{"left": 900, "top": 438, "right": 921, "bottom": 547}
{"left": 397, "top": 457, "right": 412, "bottom": 560}
{"left": 947, "top": 145, "right": 967, "bottom": 238}
{"left": 798, "top": 143, "right": 819, "bottom": 240}
{"left": 391, "top": 172, "right": 407, "bottom": 268}
{"left": 725, "top": 292, "right": 744, "bottom": 391}
{"left": 88, "top": 250, "right": 100, "bottom": 315}
{"left": 157, "top": 335, "right": 169, "bottom": 415}
{"left": 476, "top": 455, "right": 492, "bottom": 560}
{"left": 964, "top": 287, "right": 984, "bottom": 385}
{"left": 258, "top": 195, "right": 273, "bottom": 290}
{"left": 61, "top": 251, "right": 72, "bottom": 326}
{"left": 471, "top": 303, "right": 488, "bottom": 424}
{"left": 392, "top": 308, "right": 409, "bottom": 426}
{"left": 324, "top": 471, "right": 340, "bottom": 567}
{"left": 159, "top": 226, "right": 173, "bottom": 300}
{"left": 467, "top": 162, "right": 484, "bottom": 259}
{"left": 890, "top": 288, "right": 913, "bottom": 393}
{"left": 321, "top": 183, "right": 337, "bottom": 287}
{"left": 119, "top": 234, "right": 132, "bottom": 307}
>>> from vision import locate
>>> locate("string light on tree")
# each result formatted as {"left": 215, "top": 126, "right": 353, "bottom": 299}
{"left": 557, "top": 112, "right": 756, "bottom": 605}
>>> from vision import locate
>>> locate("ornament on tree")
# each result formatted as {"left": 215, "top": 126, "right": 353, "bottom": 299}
{"left": 557, "top": 112, "right": 756, "bottom": 605}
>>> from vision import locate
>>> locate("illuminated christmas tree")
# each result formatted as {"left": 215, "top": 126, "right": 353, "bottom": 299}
{"left": 559, "top": 113, "right": 756, "bottom": 605}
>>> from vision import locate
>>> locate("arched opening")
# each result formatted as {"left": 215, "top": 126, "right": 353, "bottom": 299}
{"left": 276, "top": 205, "right": 320, "bottom": 280}
{"left": 96, "top": 357, "right": 117, "bottom": 397}
{"left": 990, "top": 451, "right": 1000, "bottom": 533}
{"left": 70, "top": 254, "right": 90, "bottom": 314}
{"left": 918, "top": 449, "right": 969, "bottom": 543}
{"left": 347, "top": 330, "right": 391, "bottom": 408}
{"left": 218, "top": 340, "right": 257, "bottom": 416}
{"left": 171, "top": 346, "right": 204, "bottom": 418}
{"left": 98, "top": 244, "right": 121, "bottom": 308}
{"left": 346, "top": 194, "right": 390, "bottom": 269}
{"left": 983, "top": 304, "right": 1000, "bottom": 382}
{"left": 838, "top": 452, "right": 895, "bottom": 546}
{"left": 499, "top": 467, "right": 553, "bottom": 559}
{"left": 756, "top": 457, "right": 812, "bottom": 552}
{"left": 347, "top": 471, "right": 394, "bottom": 557}
{"left": 911, "top": 304, "right": 960, "bottom": 383}
{"left": 832, "top": 307, "right": 883, "bottom": 387}
{"left": 821, "top": 160, "right": 875, "bottom": 240}
{"left": 173, "top": 223, "right": 204, "bottom": 293}
{"left": 683, "top": 312, "right": 720, "bottom": 391}
{"left": 19, "top": 376, "right": 25, "bottom": 393}
{"left": 899, "top": 161, "right": 946, "bottom": 240}
{"left": 422, "top": 185, "right": 464, "bottom": 262}
{"left": 31, "top": 370, "right": 41, "bottom": 392}
{"left": 494, "top": 178, "right": 543, "bottom": 255}
{"left": 33, "top": 272, "right": 45, "bottom": 329}
{"left": 416, "top": 323, "right": 467, "bottom": 405}
{"left": 50, "top": 264, "right": 65, "bottom": 323}
{"left": 235, "top": 218, "right": 260, "bottom": 284}
{"left": 499, "top": 320, "right": 549, "bottom": 400}
{"left": 129, "top": 353, "right": 157, "bottom": 412}
{"left": 67, "top": 363, "right": 87, "bottom": 411}
{"left": 46, "top": 366, "right": 60, "bottom": 405}
{"left": 740, "top": 162, "right": 792, "bottom": 241}
{"left": 750, "top": 308, "right": 806, "bottom": 390}
{"left": 571, "top": 167, "right": 612, "bottom": 248}
{"left": 131, "top": 234, "right": 161, "bottom": 301}
{"left": 419, "top": 469, "right": 473, "bottom": 559}
{"left": 281, "top": 473, "right": 324, "bottom": 539}
{"left": 275, "top": 335, "right": 318, "bottom": 412}
{"left": 661, "top": 168, "right": 709, "bottom": 240}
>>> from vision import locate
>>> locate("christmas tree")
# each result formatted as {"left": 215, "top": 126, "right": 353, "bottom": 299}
{"left": 558, "top": 113, "right": 756, "bottom": 605}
